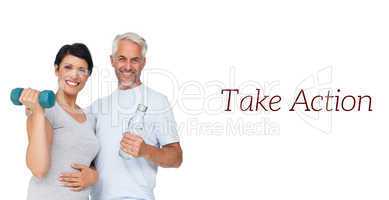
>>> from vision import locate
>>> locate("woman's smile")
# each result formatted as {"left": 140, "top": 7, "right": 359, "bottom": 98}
{"left": 65, "top": 79, "right": 80, "bottom": 87}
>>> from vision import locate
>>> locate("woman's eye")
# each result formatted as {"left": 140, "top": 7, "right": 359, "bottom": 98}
{"left": 64, "top": 65, "right": 72, "bottom": 69}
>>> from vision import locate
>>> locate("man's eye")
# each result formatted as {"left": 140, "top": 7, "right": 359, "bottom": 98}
{"left": 64, "top": 65, "right": 72, "bottom": 69}
{"left": 79, "top": 68, "right": 86, "bottom": 72}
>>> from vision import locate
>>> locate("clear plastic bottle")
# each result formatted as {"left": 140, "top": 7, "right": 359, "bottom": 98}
{"left": 119, "top": 104, "right": 148, "bottom": 159}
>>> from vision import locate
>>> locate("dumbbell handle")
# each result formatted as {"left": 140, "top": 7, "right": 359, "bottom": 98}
{"left": 10, "top": 88, "right": 55, "bottom": 108}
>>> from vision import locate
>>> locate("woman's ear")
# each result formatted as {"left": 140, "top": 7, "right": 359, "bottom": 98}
{"left": 54, "top": 65, "right": 59, "bottom": 76}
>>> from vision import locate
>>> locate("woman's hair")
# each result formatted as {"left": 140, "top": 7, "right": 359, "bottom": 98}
{"left": 54, "top": 43, "right": 94, "bottom": 76}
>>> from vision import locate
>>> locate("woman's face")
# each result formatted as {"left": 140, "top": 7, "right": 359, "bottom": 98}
{"left": 55, "top": 54, "right": 89, "bottom": 96}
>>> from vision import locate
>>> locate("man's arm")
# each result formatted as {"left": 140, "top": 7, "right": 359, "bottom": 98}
{"left": 143, "top": 142, "right": 182, "bottom": 168}
{"left": 59, "top": 164, "right": 99, "bottom": 192}
{"left": 120, "top": 133, "right": 183, "bottom": 168}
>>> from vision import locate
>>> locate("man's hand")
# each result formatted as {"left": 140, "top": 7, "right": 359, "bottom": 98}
{"left": 120, "top": 132, "right": 147, "bottom": 157}
{"left": 58, "top": 164, "right": 98, "bottom": 192}
{"left": 121, "top": 133, "right": 183, "bottom": 168}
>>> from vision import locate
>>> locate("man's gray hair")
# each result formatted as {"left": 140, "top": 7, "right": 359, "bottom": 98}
{"left": 112, "top": 32, "right": 147, "bottom": 57}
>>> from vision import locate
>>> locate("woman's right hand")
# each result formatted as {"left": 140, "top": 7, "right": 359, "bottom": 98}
{"left": 19, "top": 88, "right": 43, "bottom": 115}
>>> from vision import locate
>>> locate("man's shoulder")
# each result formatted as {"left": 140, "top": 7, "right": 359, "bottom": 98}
{"left": 87, "top": 92, "right": 116, "bottom": 113}
{"left": 92, "top": 94, "right": 112, "bottom": 105}
{"left": 142, "top": 85, "right": 173, "bottom": 114}
{"left": 143, "top": 85, "right": 168, "bottom": 101}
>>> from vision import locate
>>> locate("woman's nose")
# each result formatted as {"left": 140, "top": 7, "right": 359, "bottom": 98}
{"left": 69, "top": 69, "right": 80, "bottom": 78}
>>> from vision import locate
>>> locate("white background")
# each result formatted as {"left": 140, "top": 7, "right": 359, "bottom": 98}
{"left": 1, "top": 0, "right": 388, "bottom": 199}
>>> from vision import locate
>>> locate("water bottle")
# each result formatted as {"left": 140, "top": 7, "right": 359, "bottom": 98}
{"left": 119, "top": 104, "right": 148, "bottom": 159}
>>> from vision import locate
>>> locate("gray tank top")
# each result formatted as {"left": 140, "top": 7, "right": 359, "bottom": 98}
{"left": 27, "top": 102, "right": 99, "bottom": 200}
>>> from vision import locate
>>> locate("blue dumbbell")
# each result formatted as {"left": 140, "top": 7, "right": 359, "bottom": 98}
{"left": 10, "top": 88, "right": 55, "bottom": 108}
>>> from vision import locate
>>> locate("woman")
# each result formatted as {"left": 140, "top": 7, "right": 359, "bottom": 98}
{"left": 20, "top": 43, "right": 100, "bottom": 200}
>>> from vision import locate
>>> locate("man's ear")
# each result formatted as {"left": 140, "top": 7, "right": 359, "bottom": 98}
{"left": 141, "top": 57, "right": 146, "bottom": 70}
{"left": 110, "top": 55, "right": 114, "bottom": 67}
{"left": 54, "top": 65, "right": 59, "bottom": 76}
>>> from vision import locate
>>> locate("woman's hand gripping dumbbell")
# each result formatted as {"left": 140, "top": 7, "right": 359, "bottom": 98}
{"left": 10, "top": 88, "right": 55, "bottom": 115}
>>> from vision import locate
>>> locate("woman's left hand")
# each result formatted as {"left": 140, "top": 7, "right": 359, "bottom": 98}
{"left": 58, "top": 163, "right": 98, "bottom": 192}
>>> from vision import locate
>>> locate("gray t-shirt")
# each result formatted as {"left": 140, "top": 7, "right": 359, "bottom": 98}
{"left": 27, "top": 102, "right": 99, "bottom": 200}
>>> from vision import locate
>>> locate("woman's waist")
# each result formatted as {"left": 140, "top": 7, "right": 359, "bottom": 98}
{"left": 28, "top": 176, "right": 91, "bottom": 196}
{"left": 33, "top": 160, "right": 90, "bottom": 184}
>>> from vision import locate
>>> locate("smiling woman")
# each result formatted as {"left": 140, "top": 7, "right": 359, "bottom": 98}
{"left": 55, "top": 43, "right": 94, "bottom": 76}
{"left": 54, "top": 44, "right": 93, "bottom": 96}
{"left": 23, "top": 43, "right": 100, "bottom": 200}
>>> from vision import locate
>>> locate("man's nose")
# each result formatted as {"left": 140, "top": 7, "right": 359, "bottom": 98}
{"left": 123, "top": 61, "right": 133, "bottom": 70}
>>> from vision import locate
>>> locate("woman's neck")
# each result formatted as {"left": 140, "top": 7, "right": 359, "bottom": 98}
{"left": 56, "top": 90, "right": 78, "bottom": 110}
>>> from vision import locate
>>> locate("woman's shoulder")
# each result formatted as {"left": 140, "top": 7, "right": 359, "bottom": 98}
{"left": 43, "top": 101, "right": 60, "bottom": 125}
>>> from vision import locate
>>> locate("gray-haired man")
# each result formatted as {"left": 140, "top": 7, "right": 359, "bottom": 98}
{"left": 90, "top": 32, "right": 182, "bottom": 200}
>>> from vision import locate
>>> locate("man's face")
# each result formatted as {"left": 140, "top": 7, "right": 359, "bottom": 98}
{"left": 111, "top": 40, "right": 145, "bottom": 90}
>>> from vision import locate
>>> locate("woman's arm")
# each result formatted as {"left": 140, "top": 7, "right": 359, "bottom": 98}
{"left": 21, "top": 88, "right": 53, "bottom": 179}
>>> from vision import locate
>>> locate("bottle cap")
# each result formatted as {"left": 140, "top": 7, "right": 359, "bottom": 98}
{"left": 137, "top": 104, "right": 148, "bottom": 112}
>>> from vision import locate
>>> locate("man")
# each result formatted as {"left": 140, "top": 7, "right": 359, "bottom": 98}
{"left": 63, "top": 32, "right": 183, "bottom": 200}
